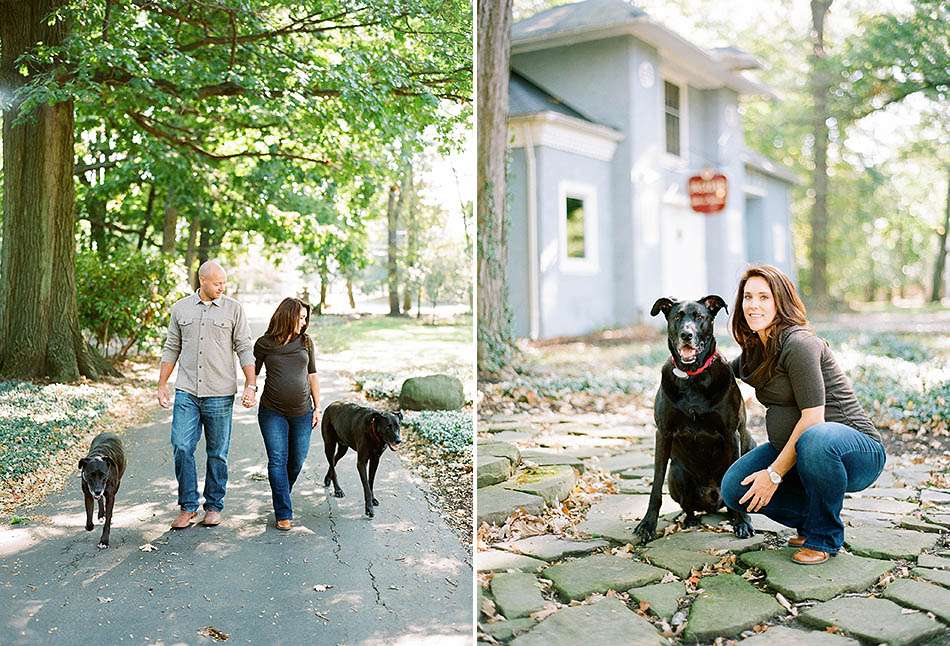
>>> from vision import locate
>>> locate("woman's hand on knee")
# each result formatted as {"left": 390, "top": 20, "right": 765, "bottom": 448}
{"left": 739, "top": 470, "right": 778, "bottom": 512}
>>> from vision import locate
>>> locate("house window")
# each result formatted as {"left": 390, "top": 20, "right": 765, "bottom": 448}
{"left": 565, "top": 197, "right": 586, "bottom": 258}
{"left": 558, "top": 180, "right": 598, "bottom": 273}
{"left": 664, "top": 80, "right": 681, "bottom": 157}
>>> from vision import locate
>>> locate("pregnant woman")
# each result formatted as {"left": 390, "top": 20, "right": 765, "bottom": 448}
{"left": 721, "top": 264, "right": 886, "bottom": 564}
{"left": 252, "top": 297, "right": 321, "bottom": 530}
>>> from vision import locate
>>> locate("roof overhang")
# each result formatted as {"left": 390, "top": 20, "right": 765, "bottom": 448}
{"left": 510, "top": 111, "right": 624, "bottom": 162}
{"left": 741, "top": 148, "right": 802, "bottom": 185}
{"left": 512, "top": 17, "right": 776, "bottom": 98}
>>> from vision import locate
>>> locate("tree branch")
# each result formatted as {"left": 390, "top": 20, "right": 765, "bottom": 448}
{"left": 127, "top": 110, "right": 331, "bottom": 165}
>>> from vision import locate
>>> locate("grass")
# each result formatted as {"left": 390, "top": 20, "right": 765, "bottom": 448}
{"left": 311, "top": 313, "right": 472, "bottom": 376}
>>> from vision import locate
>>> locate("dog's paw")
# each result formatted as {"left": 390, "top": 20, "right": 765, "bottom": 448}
{"left": 372, "top": 497, "right": 379, "bottom": 506}
{"left": 633, "top": 519, "right": 656, "bottom": 542}
{"left": 97, "top": 542, "right": 109, "bottom": 549}
{"left": 334, "top": 490, "right": 345, "bottom": 498}
{"left": 364, "top": 508, "right": 375, "bottom": 518}
{"left": 733, "top": 521, "right": 755, "bottom": 538}
{"left": 323, "top": 476, "right": 331, "bottom": 486}
{"left": 682, "top": 513, "right": 700, "bottom": 528}
{"left": 85, "top": 523, "right": 94, "bottom": 532}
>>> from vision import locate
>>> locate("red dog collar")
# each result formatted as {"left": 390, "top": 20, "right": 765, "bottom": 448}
{"left": 672, "top": 351, "right": 719, "bottom": 378}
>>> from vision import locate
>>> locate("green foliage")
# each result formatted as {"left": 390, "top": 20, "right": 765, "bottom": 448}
{"left": 0, "top": 382, "right": 110, "bottom": 481}
{"left": 76, "top": 249, "right": 181, "bottom": 359}
{"left": 401, "top": 410, "right": 473, "bottom": 453}
{"left": 354, "top": 372, "right": 405, "bottom": 400}
{"left": 8, "top": 515, "right": 27, "bottom": 525}
{"left": 505, "top": 371, "right": 657, "bottom": 398}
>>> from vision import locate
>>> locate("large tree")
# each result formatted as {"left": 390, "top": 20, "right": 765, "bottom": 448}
{"left": 476, "top": 0, "right": 514, "bottom": 376}
{"left": 1, "top": 0, "right": 470, "bottom": 380}
{"left": 0, "top": 0, "right": 115, "bottom": 380}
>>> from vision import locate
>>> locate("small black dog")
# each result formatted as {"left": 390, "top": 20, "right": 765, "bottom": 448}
{"left": 322, "top": 401, "right": 402, "bottom": 518}
{"left": 79, "top": 432, "right": 126, "bottom": 549}
{"left": 634, "top": 295, "right": 755, "bottom": 541}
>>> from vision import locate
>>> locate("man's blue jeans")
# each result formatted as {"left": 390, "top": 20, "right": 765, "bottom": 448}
{"left": 721, "top": 422, "right": 885, "bottom": 554}
{"left": 258, "top": 405, "right": 313, "bottom": 521}
{"left": 171, "top": 390, "right": 235, "bottom": 512}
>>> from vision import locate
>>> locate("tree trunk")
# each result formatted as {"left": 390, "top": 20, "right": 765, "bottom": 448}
{"left": 137, "top": 183, "right": 155, "bottom": 250}
{"left": 386, "top": 182, "right": 401, "bottom": 316}
{"left": 162, "top": 186, "right": 178, "bottom": 254}
{"left": 346, "top": 278, "right": 356, "bottom": 310}
{"left": 476, "top": 0, "right": 515, "bottom": 376}
{"left": 402, "top": 168, "right": 416, "bottom": 313}
{"left": 808, "top": 0, "right": 833, "bottom": 309}
{"left": 0, "top": 0, "right": 117, "bottom": 380}
{"left": 184, "top": 211, "right": 200, "bottom": 289}
{"left": 930, "top": 168, "right": 950, "bottom": 302}
{"left": 319, "top": 267, "right": 329, "bottom": 314}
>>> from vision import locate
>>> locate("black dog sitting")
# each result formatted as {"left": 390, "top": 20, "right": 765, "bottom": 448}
{"left": 322, "top": 401, "right": 402, "bottom": 518}
{"left": 79, "top": 432, "right": 126, "bottom": 549}
{"left": 634, "top": 295, "right": 755, "bottom": 540}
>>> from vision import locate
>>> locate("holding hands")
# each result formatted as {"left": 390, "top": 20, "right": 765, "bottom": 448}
{"left": 242, "top": 385, "right": 257, "bottom": 408}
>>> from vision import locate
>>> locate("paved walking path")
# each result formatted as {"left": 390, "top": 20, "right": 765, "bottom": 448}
{"left": 477, "top": 412, "right": 950, "bottom": 645}
{"left": 0, "top": 316, "right": 471, "bottom": 645}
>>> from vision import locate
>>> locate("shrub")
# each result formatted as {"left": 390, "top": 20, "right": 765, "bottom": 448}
{"left": 401, "top": 410, "right": 473, "bottom": 453}
{"left": 77, "top": 248, "right": 181, "bottom": 360}
{"left": 0, "top": 381, "right": 111, "bottom": 480}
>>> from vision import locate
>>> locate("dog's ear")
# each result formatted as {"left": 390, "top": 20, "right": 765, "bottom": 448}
{"left": 78, "top": 457, "right": 88, "bottom": 470}
{"left": 650, "top": 297, "right": 677, "bottom": 318}
{"left": 699, "top": 294, "right": 728, "bottom": 317}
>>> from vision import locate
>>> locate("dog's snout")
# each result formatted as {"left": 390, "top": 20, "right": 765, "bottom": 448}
{"left": 679, "top": 331, "right": 693, "bottom": 342}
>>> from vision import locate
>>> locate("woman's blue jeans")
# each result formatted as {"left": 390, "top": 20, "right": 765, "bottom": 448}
{"left": 258, "top": 405, "right": 313, "bottom": 521}
{"left": 721, "top": 422, "right": 885, "bottom": 554}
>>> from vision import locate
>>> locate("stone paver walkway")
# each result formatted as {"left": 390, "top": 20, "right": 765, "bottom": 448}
{"left": 476, "top": 412, "right": 950, "bottom": 645}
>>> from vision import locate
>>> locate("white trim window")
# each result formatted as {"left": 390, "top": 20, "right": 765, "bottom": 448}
{"left": 663, "top": 79, "right": 685, "bottom": 157}
{"left": 557, "top": 180, "right": 599, "bottom": 273}
{"left": 662, "top": 77, "right": 688, "bottom": 162}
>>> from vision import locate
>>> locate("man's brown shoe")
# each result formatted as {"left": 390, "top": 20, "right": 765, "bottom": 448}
{"left": 171, "top": 510, "right": 198, "bottom": 530}
{"left": 793, "top": 547, "right": 831, "bottom": 565}
{"left": 788, "top": 535, "right": 807, "bottom": 547}
{"left": 276, "top": 519, "right": 292, "bottom": 531}
{"left": 201, "top": 511, "right": 222, "bottom": 526}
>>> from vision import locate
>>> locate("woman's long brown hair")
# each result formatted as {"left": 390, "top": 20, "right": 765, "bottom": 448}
{"left": 264, "top": 298, "right": 312, "bottom": 347}
{"left": 730, "top": 264, "right": 810, "bottom": 385}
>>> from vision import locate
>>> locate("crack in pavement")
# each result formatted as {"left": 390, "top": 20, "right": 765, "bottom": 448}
{"left": 323, "top": 495, "right": 349, "bottom": 567}
{"left": 366, "top": 561, "right": 394, "bottom": 614}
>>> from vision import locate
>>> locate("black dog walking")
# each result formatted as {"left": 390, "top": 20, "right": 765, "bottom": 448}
{"left": 322, "top": 401, "right": 402, "bottom": 518}
{"left": 79, "top": 432, "right": 127, "bottom": 549}
{"left": 635, "top": 295, "right": 755, "bottom": 540}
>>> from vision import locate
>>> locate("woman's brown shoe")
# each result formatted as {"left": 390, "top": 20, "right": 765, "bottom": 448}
{"left": 276, "top": 519, "right": 292, "bottom": 531}
{"left": 792, "top": 547, "right": 830, "bottom": 565}
{"left": 788, "top": 535, "right": 807, "bottom": 547}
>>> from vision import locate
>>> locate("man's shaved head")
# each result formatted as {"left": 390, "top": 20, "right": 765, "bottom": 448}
{"left": 197, "top": 260, "right": 227, "bottom": 301}
{"left": 198, "top": 260, "right": 226, "bottom": 280}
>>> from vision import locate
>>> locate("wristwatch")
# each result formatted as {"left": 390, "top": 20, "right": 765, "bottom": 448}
{"left": 766, "top": 466, "right": 782, "bottom": 484}
{"left": 246, "top": 384, "right": 258, "bottom": 392}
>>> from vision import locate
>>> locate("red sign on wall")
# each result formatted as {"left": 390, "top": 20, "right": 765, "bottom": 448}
{"left": 688, "top": 172, "right": 728, "bottom": 213}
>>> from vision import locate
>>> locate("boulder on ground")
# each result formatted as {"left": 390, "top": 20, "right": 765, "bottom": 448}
{"left": 399, "top": 374, "right": 465, "bottom": 410}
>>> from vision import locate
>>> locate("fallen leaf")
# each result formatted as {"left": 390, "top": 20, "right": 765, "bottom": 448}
{"left": 901, "top": 608, "right": 919, "bottom": 614}
{"left": 638, "top": 600, "right": 651, "bottom": 613}
{"left": 197, "top": 626, "right": 229, "bottom": 641}
{"left": 752, "top": 623, "right": 767, "bottom": 633}
{"left": 313, "top": 584, "right": 334, "bottom": 592}
{"left": 97, "top": 597, "right": 112, "bottom": 604}
{"left": 138, "top": 543, "right": 157, "bottom": 552}
{"left": 313, "top": 610, "right": 330, "bottom": 622}
{"left": 529, "top": 603, "right": 559, "bottom": 621}
{"left": 825, "top": 626, "right": 841, "bottom": 634}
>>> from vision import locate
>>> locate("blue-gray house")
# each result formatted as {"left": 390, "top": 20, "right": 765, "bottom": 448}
{"left": 507, "top": 0, "right": 799, "bottom": 339}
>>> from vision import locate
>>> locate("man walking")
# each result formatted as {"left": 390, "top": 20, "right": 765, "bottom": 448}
{"left": 158, "top": 260, "right": 256, "bottom": 529}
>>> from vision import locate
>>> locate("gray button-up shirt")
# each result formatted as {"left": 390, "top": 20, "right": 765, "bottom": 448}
{"left": 161, "top": 292, "right": 255, "bottom": 397}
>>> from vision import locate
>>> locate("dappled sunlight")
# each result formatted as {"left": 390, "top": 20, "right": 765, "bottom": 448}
{"left": 363, "top": 631, "right": 471, "bottom": 645}
{"left": 7, "top": 602, "right": 43, "bottom": 632}
{"left": 400, "top": 554, "right": 465, "bottom": 576}
{"left": 372, "top": 519, "right": 418, "bottom": 533}
{"left": 0, "top": 526, "right": 69, "bottom": 558}
{"left": 327, "top": 591, "right": 364, "bottom": 606}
